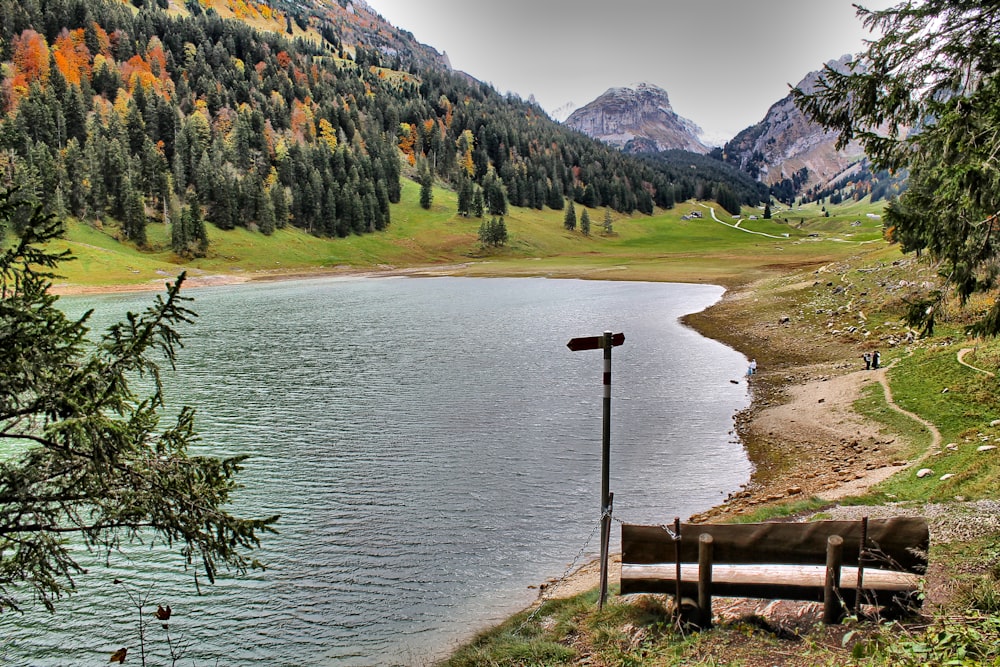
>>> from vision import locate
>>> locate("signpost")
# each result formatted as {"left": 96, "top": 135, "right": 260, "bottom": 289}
{"left": 566, "top": 330, "right": 624, "bottom": 609}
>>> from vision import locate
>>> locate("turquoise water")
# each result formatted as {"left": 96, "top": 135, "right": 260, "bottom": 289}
{"left": 3, "top": 276, "right": 751, "bottom": 666}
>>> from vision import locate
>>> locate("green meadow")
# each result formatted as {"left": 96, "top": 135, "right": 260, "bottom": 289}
{"left": 47, "top": 178, "right": 889, "bottom": 291}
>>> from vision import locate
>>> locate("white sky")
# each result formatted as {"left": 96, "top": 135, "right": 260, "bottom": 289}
{"left": 363, "top": 0, "right": 897, "bottom": 145}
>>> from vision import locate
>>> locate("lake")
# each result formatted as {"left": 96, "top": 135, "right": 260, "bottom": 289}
{"left": 3, "top": 276, "right": 751, "bottom": 666}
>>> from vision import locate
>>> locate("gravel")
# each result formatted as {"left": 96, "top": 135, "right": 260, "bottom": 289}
{"left": 818, "top": 500, "right": 1000, "bottom": 544}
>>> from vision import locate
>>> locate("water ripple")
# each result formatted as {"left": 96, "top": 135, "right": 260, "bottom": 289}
{"left": 7, "top": 277, "right": 752, "bottom": 666}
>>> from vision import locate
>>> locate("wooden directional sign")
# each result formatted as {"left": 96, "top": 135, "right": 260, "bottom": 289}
{"left": 566, "top": 332, "right": 624, "bottom": 352}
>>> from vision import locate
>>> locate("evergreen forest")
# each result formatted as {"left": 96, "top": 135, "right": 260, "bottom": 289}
{"left": 0, "top": 0, "right": 764, "bottom": 258}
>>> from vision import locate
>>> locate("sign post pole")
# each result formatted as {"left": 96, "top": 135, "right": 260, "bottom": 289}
{"left": 566, "top": 330, "right": 624, "bottom": 609}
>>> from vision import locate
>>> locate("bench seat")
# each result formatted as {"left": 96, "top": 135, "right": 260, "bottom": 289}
{"left": 620, "top": 517, "right": 929, "bottom": 622}
{"left": 622, "top": 562, "right": 921, "bottom": 604}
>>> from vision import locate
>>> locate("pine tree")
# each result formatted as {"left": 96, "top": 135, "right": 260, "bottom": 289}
{"left": 457, "top": 175, "right": 473, "bottom": 217}
{"left": 171, "top": 202, "right": 189, "bottom": 254}
{"left": 188, "top": 200, "right": 208, "bottom": 255}
{"left": 792, "top": 0, "right": 1000, "bottom": 335}
{"left": 563, "top": 200, "right": 577, "bottom": 231}
{"left": 122, "top": 179, "right": 147, "bottom": 247}
{"left": 603, "top": 209, "right": 614, "bottom": 235}
{"left": 0, "top": 192, "right": 275, "bottom": 611}
{"left": 580, "top": 209, "right": 591, "bottom": 236}
{"left": 419, "top": 167, "right": 433, "bottom": 210}
{"left": 471, "top": 187, "right": 484, "bottom": 218}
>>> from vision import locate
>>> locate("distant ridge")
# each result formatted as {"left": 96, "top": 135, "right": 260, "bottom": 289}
{"left": 721, "top": 56, "right": 865, "bottom": 190}
{"left": 564, "top": 82, "right": 710, "bottom": 154}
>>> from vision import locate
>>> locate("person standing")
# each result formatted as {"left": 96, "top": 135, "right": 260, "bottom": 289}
{"left": 872, "top": 350, "right": 881, "bottom": 369}
{"left": 863, "top": 352, "right": 872, "bottom": 370}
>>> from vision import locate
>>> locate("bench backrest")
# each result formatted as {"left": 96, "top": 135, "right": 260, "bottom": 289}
{"left": 622, "top": 518, "right": 928, "bottom": 574}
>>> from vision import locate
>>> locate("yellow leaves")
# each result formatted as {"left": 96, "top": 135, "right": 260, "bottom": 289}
{"left": 183, "top": 42, "right": 198, "bottom": 68}
{"left": 109, "top": 647, "right": 127, "bottom": 663}
{"left": 456, "top": 129, "right": 475, "bottom": 177}
{"left": 318, "top": 118, "right": 338, "bottom": 151}
{"left": 264, "top": 166, "right": 279, "bottom": 190}
{"left": 112, "top": 88, "right": 132, "bottom": 117}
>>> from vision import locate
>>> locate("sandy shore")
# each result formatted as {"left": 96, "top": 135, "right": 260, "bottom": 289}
{"left": 48, "top": 263, "right": 479, "bottom": 296}
{"left": 535, "top": 272, "right": 926, "bottom": 601}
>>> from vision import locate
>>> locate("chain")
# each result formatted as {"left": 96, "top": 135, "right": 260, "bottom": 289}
{"left": 514, "top": 509, "right": 609, "bottom": 635}
{"left": 613, "top": 516, "right": 681, "bottom": 542}
{"left": 515, "top": 511, "right": 683, "bottom": 635}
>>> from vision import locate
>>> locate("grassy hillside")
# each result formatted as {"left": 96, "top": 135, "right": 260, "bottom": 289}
{"left": 47, "top": 178, "right": 889, "bottom": 292}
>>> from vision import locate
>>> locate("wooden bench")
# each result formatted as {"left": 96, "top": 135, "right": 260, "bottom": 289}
{"left": 621, "top": 517, "right": 929, "bottom": 626}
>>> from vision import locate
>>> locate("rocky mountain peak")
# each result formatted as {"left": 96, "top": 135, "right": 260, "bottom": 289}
{"left": 721, "top": 55, "right": 864, "bottom": 191}
{"left": 563, "top": 82, "right": 710, "bottom": 154}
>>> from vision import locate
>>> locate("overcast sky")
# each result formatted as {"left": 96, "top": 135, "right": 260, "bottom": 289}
{"left": 363, "top": 0, "right": 897, "bottom": 145}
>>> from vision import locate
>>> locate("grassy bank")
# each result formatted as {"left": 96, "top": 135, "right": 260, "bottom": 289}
{"left": 45, "top": 178, "right": 885, "bottom": 291}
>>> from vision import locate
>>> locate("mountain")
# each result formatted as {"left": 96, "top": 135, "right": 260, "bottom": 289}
{"left": 720, "top": 56, "right": 866, "bottom": 193}
{"left": 0, "top": 0, "right": 770, "bottom": 261}
{"left": 563, "top": 82, "right": 710, "bottom": 155}
{"left": 265, "top": 0, "right": 450, "bottom": 72}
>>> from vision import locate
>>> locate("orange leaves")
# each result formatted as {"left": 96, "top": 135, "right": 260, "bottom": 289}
{"left": 290, "top": 98, "right": 315, "bottom": 142}
{"left": 398, "top": 123, "right": 416, "bottom": 166}
{"left": 120, "top": 39, "right": 174, "bottom": 99}
{"left": 13, "top": 30, "right": 50, "bottom": 85}
{"left": 121, "top": 55, "right": 158, "bottom": 93}
{"left": 4, "top": 24, "right": 172, "bottom": 114}
{"left": 53, "top": 29, "right": 91, "bottom": 87}
{"left": 7, "top": 29, "right": 50, "bottom": 108}
{"left": 89, "top": 22, "right": 113, "bottom": 59}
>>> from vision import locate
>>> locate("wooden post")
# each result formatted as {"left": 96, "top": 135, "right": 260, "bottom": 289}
{"left": 855, "top": 516, "right": 869, "bottom": 614}
{"left": 598, "top": 331, "right": 613, "bottom": 610}
{"left": 698, "top": 533, "right": 714, "bottom": 628}
{"left": 823, "top": 535, "right": 844, "bottom": 624}
{"left": 567, "top": 331, "right": 623, "bottom": 611}
{"left": 673, "top": 517, "right": 682, "bottom": 617}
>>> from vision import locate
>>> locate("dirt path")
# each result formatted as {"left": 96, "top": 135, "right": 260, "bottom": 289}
{"left": 875, "top": 360, "right": 941, "bottom": 460}
{"left": 958, "top": 347, "right": 996, "bottom": 377}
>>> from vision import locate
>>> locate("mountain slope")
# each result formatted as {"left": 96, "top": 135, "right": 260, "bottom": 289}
{"left": 564, "top": 82, "right": 710, "bottom": 154}
{"left": 721, "top": 56, "right": 865, "bottom": 191}
{"left": 0, "top": 0, "right": 770, "bottom": 269}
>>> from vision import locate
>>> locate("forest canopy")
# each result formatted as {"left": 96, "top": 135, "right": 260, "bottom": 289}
{"left": 0, "top": 0, "right": 762, "bottom": 259}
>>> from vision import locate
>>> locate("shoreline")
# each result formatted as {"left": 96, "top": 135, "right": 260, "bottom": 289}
{"left": 48, "top": 264, "right": 898, "bottom": 606}
{"left": 538, "top": 266, "right": 913, "bottom": 600}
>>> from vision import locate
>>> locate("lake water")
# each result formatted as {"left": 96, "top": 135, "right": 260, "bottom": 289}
{"left": 3, "top": 276, "right": 751, "bottom": 666}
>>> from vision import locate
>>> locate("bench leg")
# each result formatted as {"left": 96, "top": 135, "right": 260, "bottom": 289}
{"left": 824, "top": 535, "right": 844, "bottom": 624}
{"left": 698, "top": 533, "right": 714, "bottom": 628}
